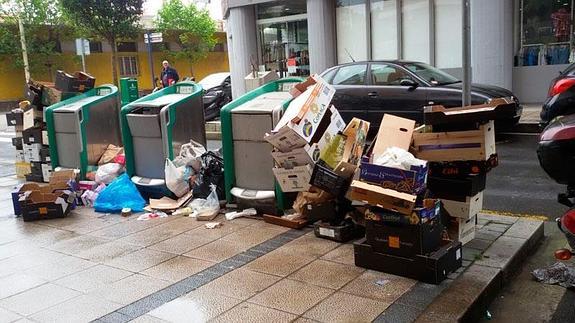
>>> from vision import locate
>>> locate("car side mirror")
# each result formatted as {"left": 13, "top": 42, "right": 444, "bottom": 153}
{"left": 400, "top": 79, "right": 418, "bottom": 89}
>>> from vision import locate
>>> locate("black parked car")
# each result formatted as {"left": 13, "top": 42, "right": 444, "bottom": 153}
{"left": 541, "top": 63, "right": 575, "bottom": 126}
{"left": 199, "top": 72, "right": 232, "bottom": 121}
{"left": 320, "top": 61, "right": 522, "bottom": 130}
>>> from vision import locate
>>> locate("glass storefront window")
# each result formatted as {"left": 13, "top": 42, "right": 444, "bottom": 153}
{"left": 435, "top": 0, "right": 462, "bottom": 68}
{"left": 519, "top": 0, "right": 573, "bottom": 66}
{"left": 402, "top": 0, "right": 430, "bottom": 63}
{"left": 336, "top": 0, "right": 368, "bottom": 63}
{"left": 257, "top": 0, "right": 307, "bottom": 20}
{"left": 259, "top": 20, "right": 309, "bottom": 77}
{"left": 371, "top": 0, "right": 398, "bottom": 60}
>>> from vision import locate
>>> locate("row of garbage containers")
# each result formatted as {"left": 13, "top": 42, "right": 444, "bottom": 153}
{"left": 45, "top": 81, "right": 206, "bottom": 195}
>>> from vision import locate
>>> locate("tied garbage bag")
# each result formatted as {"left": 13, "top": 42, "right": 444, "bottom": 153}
{"left": 94, "top": 174, "right": 146, "bottom": 213}
{"left": 193, "top": 151, "right": 225, "bottom": 200}
{"left": 165, "top": 158, "right": 192, "bottom": 198}
{"left": 95, "top": 163, "right": 124, "bottom": 184}
{"left": 532, "top": 262, "right": 575, "bottom": 288}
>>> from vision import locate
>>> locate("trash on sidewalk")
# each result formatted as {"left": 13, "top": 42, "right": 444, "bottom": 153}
{"left": 148, "top": 190, "right": 194, "bottom": 211}
{"left": 98, "top": 144, "right": 124, "bottom": 165}
{"left": 189, "top": 185, "right": 220, "bottom": 221}
{"left": 94, "top": 174, "right": 146, "bottom": 213}
{"left": 165, "top": 158, "right": 192, "bottom": 198}
{"left": 137, "top": 210, "right": 168, "bottom": 221}
{"left": 205, "top": 222, "right": 222, "bottom": 229}
{"left": 532, "top": 262, "right": 575, "bottom": 288}
{"left": 225, "top": 208, "right": 257, "bottom": 221}
{"left": 172, "top": 207, "right": 193, "bottom": 216}
{"left": 95, "top": 163, "right": 124, "bottom": 185}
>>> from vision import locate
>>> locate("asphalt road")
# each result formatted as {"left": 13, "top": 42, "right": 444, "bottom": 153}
{"left": 484, "top": 133, "right": 568, "bottom": 220}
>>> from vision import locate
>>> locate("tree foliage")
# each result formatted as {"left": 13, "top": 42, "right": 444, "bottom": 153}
{"left": 60, "top": 0, "right": 143, "bottom": 85}
{"left": 0, "top": 0, "right": 74, "bottom": 76}
{"left": 156, "top": 0, "right": 217, "bottom": 76}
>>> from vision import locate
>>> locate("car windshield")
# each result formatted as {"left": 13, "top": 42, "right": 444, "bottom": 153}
{"left": 403, "top": 62, "right": 459, "bottom": 86}
{"left": 199, "top": 73, "right": 229, "bottom": 90}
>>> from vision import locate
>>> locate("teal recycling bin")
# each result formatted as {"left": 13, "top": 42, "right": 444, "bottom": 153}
{"left": 45, "top": 85, "right": 121, "bottom": 179}
{"left": 120, "top": 77, "right": 139, "bottom": 106}
{"left": 121, "top": 81, "right": 205, "bottom": 196}
{"left": 220, "top": 78, "right": 303, "bottom": 213}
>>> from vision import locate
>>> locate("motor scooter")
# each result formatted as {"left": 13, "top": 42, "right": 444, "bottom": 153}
{"left": 537, "top": 113, "right": 575, "bottom": 260}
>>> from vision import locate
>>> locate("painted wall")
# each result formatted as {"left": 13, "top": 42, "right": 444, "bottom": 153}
{"left": 0, "top": 33, "right": 229, "bottom": 102}
{"left": 512, "top": 64, "right": 567, "bottom": 104}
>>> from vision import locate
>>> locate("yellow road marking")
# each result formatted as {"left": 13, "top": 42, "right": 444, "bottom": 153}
{"left": 481, "top": 209, "right": 549, "bottom": 221}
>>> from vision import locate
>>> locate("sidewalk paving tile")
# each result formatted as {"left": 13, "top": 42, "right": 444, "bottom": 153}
{"left": 341, "top": 270, "right": 417, "bottom": 304}
{"left": 53, "top": 264, "right": 133, "bottom": 293}
{"left": 248, "top": 279, "right": 334, "bottom": 315}
{"left": 302, "top": 291, "right": 390, "bottom": 323}
{"left": 148, "top": 290, "right": 242, "bottom": 322}
{"left": 0, "top": 273, "right": 47, "bottom": 299}
{"left": 147, "top": 234, "right": 213, "bottom": 255}
{"left": 104, "top": 248, "right": 176, "bottom": 273}
{"left": 244, "top": 249, "right": 315, "bottom": 277}
{"left": 29, "top": 295, "right": 123, "bottom": 322}
{"left": 90, "top": 274, "right": 172, "bottom": 305}
{"left": 141, "top": 256, "right": 214, "bottom": 282}
{"left": 0, "top": 283, "right": 81, "bottom": 316}
{"left": 319, "top": 243, "right": 355, "bottom": 265}
{"left": 210, "top": 302, "right": 297, "bottom": 323}
{"left": 289, "top": 259, "right": 365, "bottom": 290}
{"left": 0, "top": 307, "right": 22, "bottom": 323}
{"left": 197, "top": 268, "right": 280, "bottom": 300}
{"left": 184, "top": 239, "right": 249, "bottom": 263}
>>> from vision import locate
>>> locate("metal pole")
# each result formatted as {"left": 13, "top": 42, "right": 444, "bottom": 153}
{"left": 18, "top": 18, "right": 30, "bottom": 83}
{"left": 146, "top": 30, "right": 155, "bottom": 89}
{"left": 81, "top": 42, "right": 87, "bottom": 72}
{"left": 462, "top": 0, "right": 471, "bottom": 106}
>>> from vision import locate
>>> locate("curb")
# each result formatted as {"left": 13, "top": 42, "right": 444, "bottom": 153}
{"left": 512, "top": 122, "right": 541, "bottom": 134}
{"left": 415, "top": 218, "right": 545, "bottom": 322}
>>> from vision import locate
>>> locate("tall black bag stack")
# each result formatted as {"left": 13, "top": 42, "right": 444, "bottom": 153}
{"left": 348, "top": 114, "right": 462, "bottom": 285}
{"left": 412, "top": 98, "right": 512, "bottom": 245}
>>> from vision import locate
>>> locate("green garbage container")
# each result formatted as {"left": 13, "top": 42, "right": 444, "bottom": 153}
{"left": 220, "top": 77, "right": 304, "bottom": 214}
{"left": 120, "top": 77, "right": 139, "bottom": 106}
{"left": 121, "top": 81, "right": 205, "bottom": 197}
{"left": 45, "top": 85, "right": 121, "bottom": 179}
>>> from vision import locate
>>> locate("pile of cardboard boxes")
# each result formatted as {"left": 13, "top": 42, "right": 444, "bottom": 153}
{"left": 6, "top": 71, "right": 96, "bottom": 182}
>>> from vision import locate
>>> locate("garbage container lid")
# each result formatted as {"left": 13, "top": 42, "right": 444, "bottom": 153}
{"left": 135, "top": 94, "right": 190, "bottom": 108}
{"left": 55, "top": 96, "right": 102, "bottom": 112}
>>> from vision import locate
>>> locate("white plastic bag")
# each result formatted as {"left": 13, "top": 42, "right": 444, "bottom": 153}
{"left": 95, "top": 163, "right": 124, "bottom": 184}
{"left": 374, "top": 147, "right": 426, "bottom": 170}
{"left": 173, "top": 140, "right": 206, "bottom": 172}
{"left": 165, "top": 158, "right": 191, "bottom": 197}
{"left": 188, "top": 184, "right": 220, "bottom": 220}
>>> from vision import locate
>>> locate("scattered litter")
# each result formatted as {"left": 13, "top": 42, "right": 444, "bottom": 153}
{"left": 173, "top": 207, "right": 193, "bottom": 216}
{"left": 205, "top": 222, "right": 222, "bottom": 229}
{"left": 375, "top": 279, "right": 390, "bottom": 287}
{"left": 95, "top": 162, "right": 124, "bottom": 184}
{"left": 189, "top": 185, "right": 220, "bottom": 221}
{"left": 121, "top": 208, "right": 131, "bottom": 217}
{"left": 225, "top": 208, "right": 257, "bottom": 221}
{"left": 94, "top": 174, "right": 146, "bottom": 213}
{"left": 149, "top": 191, "right": 193, "bottom": 211}
{"left": 532, "top": 262, "right": 575, "bottom": 288}
{"left": 165, "top": 158, "right": 192, "bottom": 197}
{"left": 485, "top": 310, "right": 492, "bottom": 320}
{"left": 137, "top": 211, "right": 168, "bottom": 221}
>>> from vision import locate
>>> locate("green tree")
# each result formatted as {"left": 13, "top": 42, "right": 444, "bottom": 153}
{"left": 0, "top": 0, "right": 73, "bottom": 78}
{"left": 156, "top": 0, "right": 217, "bottom": 77}
{"left": 60, "top": 0, "right": 143, "bottom": 85}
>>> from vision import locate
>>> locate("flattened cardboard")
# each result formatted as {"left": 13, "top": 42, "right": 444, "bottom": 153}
{"left": 148, "top": 190, "right": 194, "bottom": 210}
{"left": 273, "top": 165, "right": 313, "bottom": 193}
{"left": 341, "top": 118, "right": 370, "bottom": 166}
{"left": 348, "top": 180, "right": 417, "bottom": 215}
{"left": 373, "top": 115, "right": 415, "bottom": 158}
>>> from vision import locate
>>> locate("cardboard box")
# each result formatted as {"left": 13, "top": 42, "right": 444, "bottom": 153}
{"left": 265, "top": 76, "right": 337, "bottom": 152}
{"left": 428, "top": 173, "right": 486, "bottom": 200}
{"left": 15, "top": 161, "right": 31, "bottom": 178}
{"left": 271, "top": 144, "right": 318, "bottom": 168}
{"left": 23, "top": 107, "right": 43, "bottom": 131}
{"left": 447, "top": 214, "right": 476, "bottom": 245}
{"left": 11, "top": 180, "right": 72, "bottom": 215}
{"left": 365, "top": 199, "right": 441, "bottom": 225}
{"left": 19, "top": 190, "right": 75, "bottom": 221}
{"left": 42, "top": 163, "right": 53, "bottom": 183}
{"left": 428, "top": 154, "right": 499, "bottom": 177}
{"left": 313, "top": 221, "right": 365, "bottom": 242}
{"left": 365, "top": 218, "right": 443, "bottom": 257}
{"left": 23, "top": 127, "right": 43, "bottom": 145}
{"left": 273, "top": 164, "right": 313, "bottom": 193}
{"left": 442, "top": 192, "right": 484, "bottom": 219}
{"left": 354, "top": 239, "right": 462, "bottom": 284}
{"left": 423, "top": 97, "right": 516, "bottom": 126}
{"left": 42, "top": 130, "right": 49, "bottom": 145}
{"left": 11, "top": 137, "right": 23, "bottom": 150}
{"left": 341, "top": 118, "right": 370, "bottom": 165}
{"left": 348, "top": 180, "right": 417, "bottom": 215}
{"left": 412, "top": 121, "right": 496, "bottom": 162}
{"left": 39, "top": 147, "right": 51, "bottom": 163}
{"left": 310, "top": 161, "right": 356, "bottom": 197}
{"left": 373, "top": 115, "right": 415, "bottom": 158}
{"left": 41, "top": 86, "right": 62, "bottom": 106}
{"left": 24, "top": 143, "right": 42, "bottom": 162}
{"left": 16, "top": 150, "right": 25, "bottom": 162}
{"left": 302, "top": 200, "right": 337, "bottom": 223}
{"left": 5, "top": 110, "right": 24, "bottom": 126}
{"left": 359, "top": 158, "right": 428, "bottom": 194}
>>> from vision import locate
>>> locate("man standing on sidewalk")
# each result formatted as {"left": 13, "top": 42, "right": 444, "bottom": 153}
{"left": 160, "top": 60, "right": 179, "bottom": 88}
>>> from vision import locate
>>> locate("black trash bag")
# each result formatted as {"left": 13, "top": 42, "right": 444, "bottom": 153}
{"left": 192, "top": 151, "right": 225, "bottom": 200}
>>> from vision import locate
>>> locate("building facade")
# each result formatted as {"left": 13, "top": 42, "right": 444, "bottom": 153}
{"left": 224, "top": 0, "right": 573, "bottom": 103}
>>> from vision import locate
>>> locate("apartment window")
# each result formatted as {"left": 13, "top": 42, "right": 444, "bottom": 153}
{"left": 117, "top": 42, "right": 137, "bottom": 52}
{"left": 371, "top": 0, "right": 398, "bottom": 60}
{"left": 89, "top": 41, "right": 103, "bottom": 53}
{"left": 119, "top": 56, "right": 139, "bottom": 76}
{"left": 336, "top": 0, "right": 368, "bottom": 63}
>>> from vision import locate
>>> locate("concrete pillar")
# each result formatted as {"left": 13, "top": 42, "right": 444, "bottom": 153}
{"left": 307, "top": 0, "right": 337, "bottom": 74}
{"left": 471, "top": 0, "right": 514, "bottom": 90}
{"left": 226, "top": 5, "right": 258, "bottom": 99}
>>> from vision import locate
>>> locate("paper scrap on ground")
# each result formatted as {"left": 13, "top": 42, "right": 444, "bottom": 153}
{"left": 205, "top": 222, "right": 222, "bottom": 229}
{"left": 225, "top": 208, "right": 257, "bottom": 221}
{"left": 137, "top": 211, "right": 168, "bottom": 221}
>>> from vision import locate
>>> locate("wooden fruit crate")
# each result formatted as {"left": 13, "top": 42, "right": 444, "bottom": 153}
{"left": 412, "top": 121, "right": 495, "bottom": 162}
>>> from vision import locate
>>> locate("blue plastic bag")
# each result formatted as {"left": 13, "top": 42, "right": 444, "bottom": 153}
{"left": 94, "top": 174, "right": 146, "bottom": 213}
